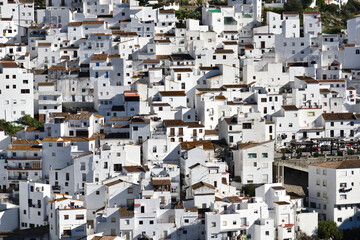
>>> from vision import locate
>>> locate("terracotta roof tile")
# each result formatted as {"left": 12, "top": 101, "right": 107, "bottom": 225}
{"left": 322, "top": 113, "right": 355, "bottom": 121}
{"left": 159, "top": 91, "right": 186, "bottom": 96}
{"left": 180, "top": 140, "right": 214, "bottom": 150}
{"left": 191, "top": 181, "right": 216, "bottom": 190}
{"left": 311, "top": 160, "right": 360, "bottom": 169}
{"left": 282, "top": 105, "right": 298, "bottom": 111}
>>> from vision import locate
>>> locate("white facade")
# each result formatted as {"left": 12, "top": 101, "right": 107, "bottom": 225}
{"left": 309, "top": 160, "right": 360, "bottom": 229}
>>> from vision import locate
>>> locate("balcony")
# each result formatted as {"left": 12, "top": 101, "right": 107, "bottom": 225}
{"left": 339, "top": 187, "right": 352, "bottom": 193}
{"left": 29, "top": 203, "right": 42, "bottom": 208}
{"left": 38, "top": 99, "right": 62, "bottom": 105}
{"left": 7, "top": 157, "right": 42, "bottom": 161}
{"left": 8, "top": 176, "right": 28, "bottom": 180}
{"left": 92, "top": 64, "right": 113, "bottom": 71}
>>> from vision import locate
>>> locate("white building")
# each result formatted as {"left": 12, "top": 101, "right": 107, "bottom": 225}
{"left": 19, "top": 181, "right": 51, "bottom": 229}
{"left": 309, "top": 160, "right": 360, "bottom": 229}
{"left": 48, "top": 197, "right": 87, "bottom": 239}
{"left": 0, "top": 61, "right": 34, "bottom": 121}
{"left": 232, "top": 140, "right": 274, "bottom": 184}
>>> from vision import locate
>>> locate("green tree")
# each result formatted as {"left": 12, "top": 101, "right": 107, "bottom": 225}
{"left": 297, "top": 232, "right": 314, "bottom": 240}
{"left": 284, "top": 0, "right": 303, "bottom": 13}
{"left": 317, "top": 221, "right": 343, "bottom": 240}
{"left": 16, "top": 115, "right": 44, "bottom": 128}
{"left": 175, "top": 9, "right": 201, "bottom": 20}
{"left": 0, "top": 120, "right": 23, "bottom": 137}
{"left": 302, "top": 0, "right": 313, "bottom": 9}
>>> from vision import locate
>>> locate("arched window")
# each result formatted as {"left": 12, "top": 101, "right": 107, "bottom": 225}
{"left": 356, "top": 49, "right": 360, "bottom": 54}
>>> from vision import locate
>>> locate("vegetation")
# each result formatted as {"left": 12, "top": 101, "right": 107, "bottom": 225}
{"left": 347, "top": 149, "right": 354, "bottom": 155}
{"left": 0, "top": 115, "right": 43, "bottom": 137}
{"left": 176, "top": 9, "right": 202, "bottom": 20}
{"left": 296, "top": 232, "right": 314, "bottom": 240}
{"left": 16, "top": 115, "right": 44, "bottom": 129}
{"left": 208, "top": 0, "right": 227, "bottom": 5}
{"left": 318, "top": 0, "right": 360, "bottom": 33}
{"left": 263, "top": 0, "right": 360, "bottom": 33}
{"left": 0, "top": 120, "right": 23, "bottom": 137}
{"left": 35, "top": 0, "right": 46, "bottom": 8}
{"left": 296, "top": 148, "right": 302, "bottom": 158}
{"left": 317, "top": 221, "right": 343, "bottom": 240}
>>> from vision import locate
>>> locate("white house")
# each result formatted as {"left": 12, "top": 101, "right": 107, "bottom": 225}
{"left": 309, "top": 160, "right": 360, "bottom": 229}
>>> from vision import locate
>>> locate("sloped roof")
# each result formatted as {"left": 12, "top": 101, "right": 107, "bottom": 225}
{"left": 123, "top": 166, "right": 146, "bottom": 173}
{"left": 237, "top": 140, "right": 273, "bottom": 150}
{"left": 282, "top": 105, "right": 298, "bottom": 111}
{"left": 311, "top": 159, "right": 360, "bottom": 169}
{"left": 322, "top": 113, "right": 356, "bottom": 121}
{"left": 159, "top": 91, "right": 186, "bottom": 96}
{"left": 191, "top": 181, "right": 216, "bottom": 190}
{"left": 180, "top": 140, "right": 214, "bottom": 150}
{"left": 163, "top": 119, "right": 187, "bottom": 127}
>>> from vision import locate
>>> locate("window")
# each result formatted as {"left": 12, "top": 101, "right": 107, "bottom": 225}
{"left": 21, "top": 89, "right": 30, "bottom": 94}
{"left": 114, "top": 164, "right": 122, "bottom": 171}
{"left": 128, "top": 188, "right": 133, "bottom": 194}
{"left": 308, "top": 111, "right": 315, "bottom": 117}
{"left": 242, "top": 123, "right": 252, "bottom": 129}
{"left": 262, "top": 153, "right": 268, "bottom": 158}
{"left": 253, "top": 162, "right": 257, "bottom": 167}
{"left": 127, "top": 199, "right": 134, "bottom": 207}
{"left": 76, "top": 215, "right": 84, "bottom": 220}
{"left": 139, "top": 221, "right": 143, "bottom": 225}
{"left": 248, "top": 153, "right": 257, "bottom": 158}
{"left": 64, "top": 215, "right": 69, "bottom": 220}
{"left": 211, "top": 222, "right": 216, "bottom": 227}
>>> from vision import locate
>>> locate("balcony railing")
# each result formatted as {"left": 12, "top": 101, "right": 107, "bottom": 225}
{"left": 339, "top": 187, "right": 352, "bottom": 193}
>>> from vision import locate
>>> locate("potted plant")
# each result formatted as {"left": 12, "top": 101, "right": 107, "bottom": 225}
{"left": 347, "top": 149, "right": 354, "bottom": 155}
{"left": 296, "top": 148, "right": 302, "bottom": 159}
{"left": 320, "top": 146, "right": 325, "bottom": 154}
{"left": 337, "top": 150, "right": 343, "bottom": 156}
{"left": 281, "top": 149, "right": 286, "bottom": 160}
